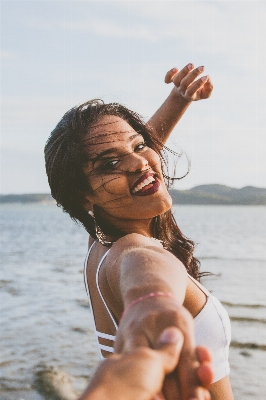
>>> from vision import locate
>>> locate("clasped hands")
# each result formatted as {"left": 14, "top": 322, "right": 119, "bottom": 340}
{"left": 80, "top": 325, "right": 213, "bottom": 400}
{"left": 114, "top": 300, "right": 213, "bottom": 400}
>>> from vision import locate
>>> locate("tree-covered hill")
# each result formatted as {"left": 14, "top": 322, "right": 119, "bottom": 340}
{"left": 170, "top": 184, "right": 266, "bottom": 205}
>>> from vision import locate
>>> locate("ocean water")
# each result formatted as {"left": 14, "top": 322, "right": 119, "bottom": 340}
{"left": 0, "top": 203, "right": 265, "bottom": 399}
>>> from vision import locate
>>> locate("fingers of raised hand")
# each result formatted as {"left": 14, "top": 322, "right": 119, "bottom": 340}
{"left": 171, "top": 63, "right": 196, "bottom": 88}
{"left": 165, "top": 64, "right": 213, "bottom": 101}
{"left": 165, "top": 67, "right": 179, "bottom": 84}
{"left": 178, "top": 66, "right": 209, "bottom": 100}
{"left": 182, "top": 75, "right": 209, "bottom": 99}
{"left": 198, "top": 78, "right": 213, "bottom": 99}
{"left": 165, "top": 63, "right": 194, "bottom": 85}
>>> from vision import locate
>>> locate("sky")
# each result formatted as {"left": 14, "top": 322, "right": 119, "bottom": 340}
{"left": 1, "top": 0, "right": 266, "bottom": 194}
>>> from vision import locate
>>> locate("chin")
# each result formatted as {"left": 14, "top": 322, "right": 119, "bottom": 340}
{"left": 157, "top": 198, "right": 172, "bottom": 215}
{"left": 142, "top": 194, "right": 172, "bottom": 218}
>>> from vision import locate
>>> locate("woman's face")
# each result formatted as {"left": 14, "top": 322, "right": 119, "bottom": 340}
{"left": 83, "top": 115, "right": 172, "bottom": 229}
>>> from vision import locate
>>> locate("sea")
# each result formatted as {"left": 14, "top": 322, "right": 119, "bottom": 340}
{"left": 0, "top": 203, "right": 265, "bottom": 399}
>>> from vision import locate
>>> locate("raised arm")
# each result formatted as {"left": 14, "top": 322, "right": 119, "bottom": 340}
{"left": 147, "top": 63, "right": 213, "bottom": 144}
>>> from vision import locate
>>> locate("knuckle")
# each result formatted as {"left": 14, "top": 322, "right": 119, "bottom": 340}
{"left": 173, "top": 78, "right": 181, "bottom": 87}
{"left": 179, "top": 81, "right": 187, "bottom": 91}
{"left": 185, "top": 87, "right": 194, "bottom": 97}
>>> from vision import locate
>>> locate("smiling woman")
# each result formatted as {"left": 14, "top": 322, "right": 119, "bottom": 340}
{"left": 44, "top": 64, "right": 234, "bottom": 400}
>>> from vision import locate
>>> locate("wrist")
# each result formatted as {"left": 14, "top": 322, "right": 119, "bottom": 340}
{"left": 121, "top": 291, "right": 180, "bottom": 321}
{"left": 170, "top": 86, "right": 192, "bottom": 105}
{"left": 122, "top": 292, "right": 184, "bottom": 324}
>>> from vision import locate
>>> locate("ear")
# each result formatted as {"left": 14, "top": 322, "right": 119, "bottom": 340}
{"left": 83, "top": 195, "right": 94, "bottom": 213}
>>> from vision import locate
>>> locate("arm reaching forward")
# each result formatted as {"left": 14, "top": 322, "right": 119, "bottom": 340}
{"left": 102, "top": 234, "right": 212, "bottom": 400}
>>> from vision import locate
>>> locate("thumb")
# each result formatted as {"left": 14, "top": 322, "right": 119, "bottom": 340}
{"left": 155, "top": 327, "right": 184, "bottom": 375}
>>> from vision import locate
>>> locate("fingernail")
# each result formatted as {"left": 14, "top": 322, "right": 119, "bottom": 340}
{"left": 198, "top": 66, "right": 204, "bottom": 72}
{"left": 187, "top": 63, "right": 193, "bottom": 70}
{"left": 159, "top": 328, "right": 181, "bottom": 344}
{"left": 201, "top": 75, "right": 208, "bottom": 82}
{"left": 172, "top": 67, "right": 178, "bottom": 72}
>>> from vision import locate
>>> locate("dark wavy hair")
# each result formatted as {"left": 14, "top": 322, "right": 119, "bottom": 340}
{"left": 44, "top": 99, "right": 202, "bottom": 280}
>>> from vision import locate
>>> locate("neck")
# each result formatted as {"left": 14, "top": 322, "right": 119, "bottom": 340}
{"left": 97, "top": 210, "right": 154, "bottom": 240}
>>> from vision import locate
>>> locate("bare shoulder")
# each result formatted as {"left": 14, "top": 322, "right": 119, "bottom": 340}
{"left": 109, "top": 233, "right": 168, "bottom": 260}
{"left": 106, "top": 233, "right": 185, "bottom": 274}
{"left": 114, "top": 233, "right": 164, "bottom": 249}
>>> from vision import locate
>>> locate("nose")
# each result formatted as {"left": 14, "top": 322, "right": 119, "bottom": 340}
{"left": 126, "top": 152, "right": 150, "bottom": 173}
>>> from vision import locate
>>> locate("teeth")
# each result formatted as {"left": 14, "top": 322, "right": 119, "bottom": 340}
{"left": 132, "top": 176, "right": 155, "bottom": 193}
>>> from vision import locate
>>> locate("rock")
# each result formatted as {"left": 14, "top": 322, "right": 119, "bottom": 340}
{"left": 34, "top": 365, "right": 78, "bottom": 400}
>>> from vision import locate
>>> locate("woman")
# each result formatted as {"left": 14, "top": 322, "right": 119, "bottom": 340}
{"left": 45, "top": 64, "right": 233, "bottom": 400}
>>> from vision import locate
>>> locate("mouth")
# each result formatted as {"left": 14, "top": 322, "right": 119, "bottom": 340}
{"left": 131, "top": 172, "right": 160, "bottom": 196}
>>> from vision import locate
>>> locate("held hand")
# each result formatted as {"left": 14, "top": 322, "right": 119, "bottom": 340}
{"left": 80, "top": 327, "right": 184, "bottom": 400}
{"left": 162, "top": 346, "right": 213, "bottom": 400}
{"left": 115, "top": 298, "right": 213, "bottom": 400}
{"left": 165, "top": 64, "right": 213, "bottom": 102}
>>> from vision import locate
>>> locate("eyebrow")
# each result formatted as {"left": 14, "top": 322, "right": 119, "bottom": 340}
{"left": 88, "top": 133, "right": 143, "bottom": 163}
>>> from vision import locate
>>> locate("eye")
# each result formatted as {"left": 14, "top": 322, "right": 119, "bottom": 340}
{"left": 135, "top": 142, "right": 147, "bottom": 151}
{"left": 99, "top": 159, "right": 120, "bottom": 171}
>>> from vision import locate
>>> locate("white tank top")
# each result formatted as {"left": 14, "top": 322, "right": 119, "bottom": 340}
{"left": 83, "top": 242, "right": 231, "bottom": 383}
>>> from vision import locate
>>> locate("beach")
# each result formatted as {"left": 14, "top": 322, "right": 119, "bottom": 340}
{"left": 0, "top": 203, "right": 265, "bottom": 399}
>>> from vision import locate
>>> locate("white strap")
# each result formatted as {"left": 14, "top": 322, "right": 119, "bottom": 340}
{"left": 83, "top": 241, "right": 97, "bottom": 302}
{"left": 96, "top": 331, "right": 116, "bottom": 341}
{"left": 98, "top": 343, "right": 115, "bottom": 353}
{"left": 83, "top": 241, "right": 104, "bottom": 359}
{"left": 96, "top": 249, "right": 119, "bottom": 330}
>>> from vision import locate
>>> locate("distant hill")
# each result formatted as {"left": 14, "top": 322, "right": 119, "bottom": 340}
{"left": 0, "top": 193, "right": 54, "bottom": 204}
{"left": 170, "top": 185, "right": 266, "bottom": 205}
{"left": 0, "top": 185, "right": 265, "bottom": 205}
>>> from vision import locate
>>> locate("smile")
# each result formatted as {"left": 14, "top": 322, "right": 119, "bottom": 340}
{"left": 131, "top": 172, "right": 160, "bottom": 196}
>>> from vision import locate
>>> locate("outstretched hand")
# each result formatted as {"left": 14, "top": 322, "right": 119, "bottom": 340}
{"left": 165, "top": 64, "right": 213, "bottom": 102}
{"left": 115, "top": 298, "right": 213, "bottom": 400}
{"left": 79, "top": 327, "right": 213, "bottom": 400}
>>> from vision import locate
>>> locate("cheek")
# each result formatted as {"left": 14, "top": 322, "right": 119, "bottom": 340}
{"left": 147, "top": 149, "right": 161, "bottom": 167}
{"left": 90, "top": 173, "right": 129, "bottom": 200}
